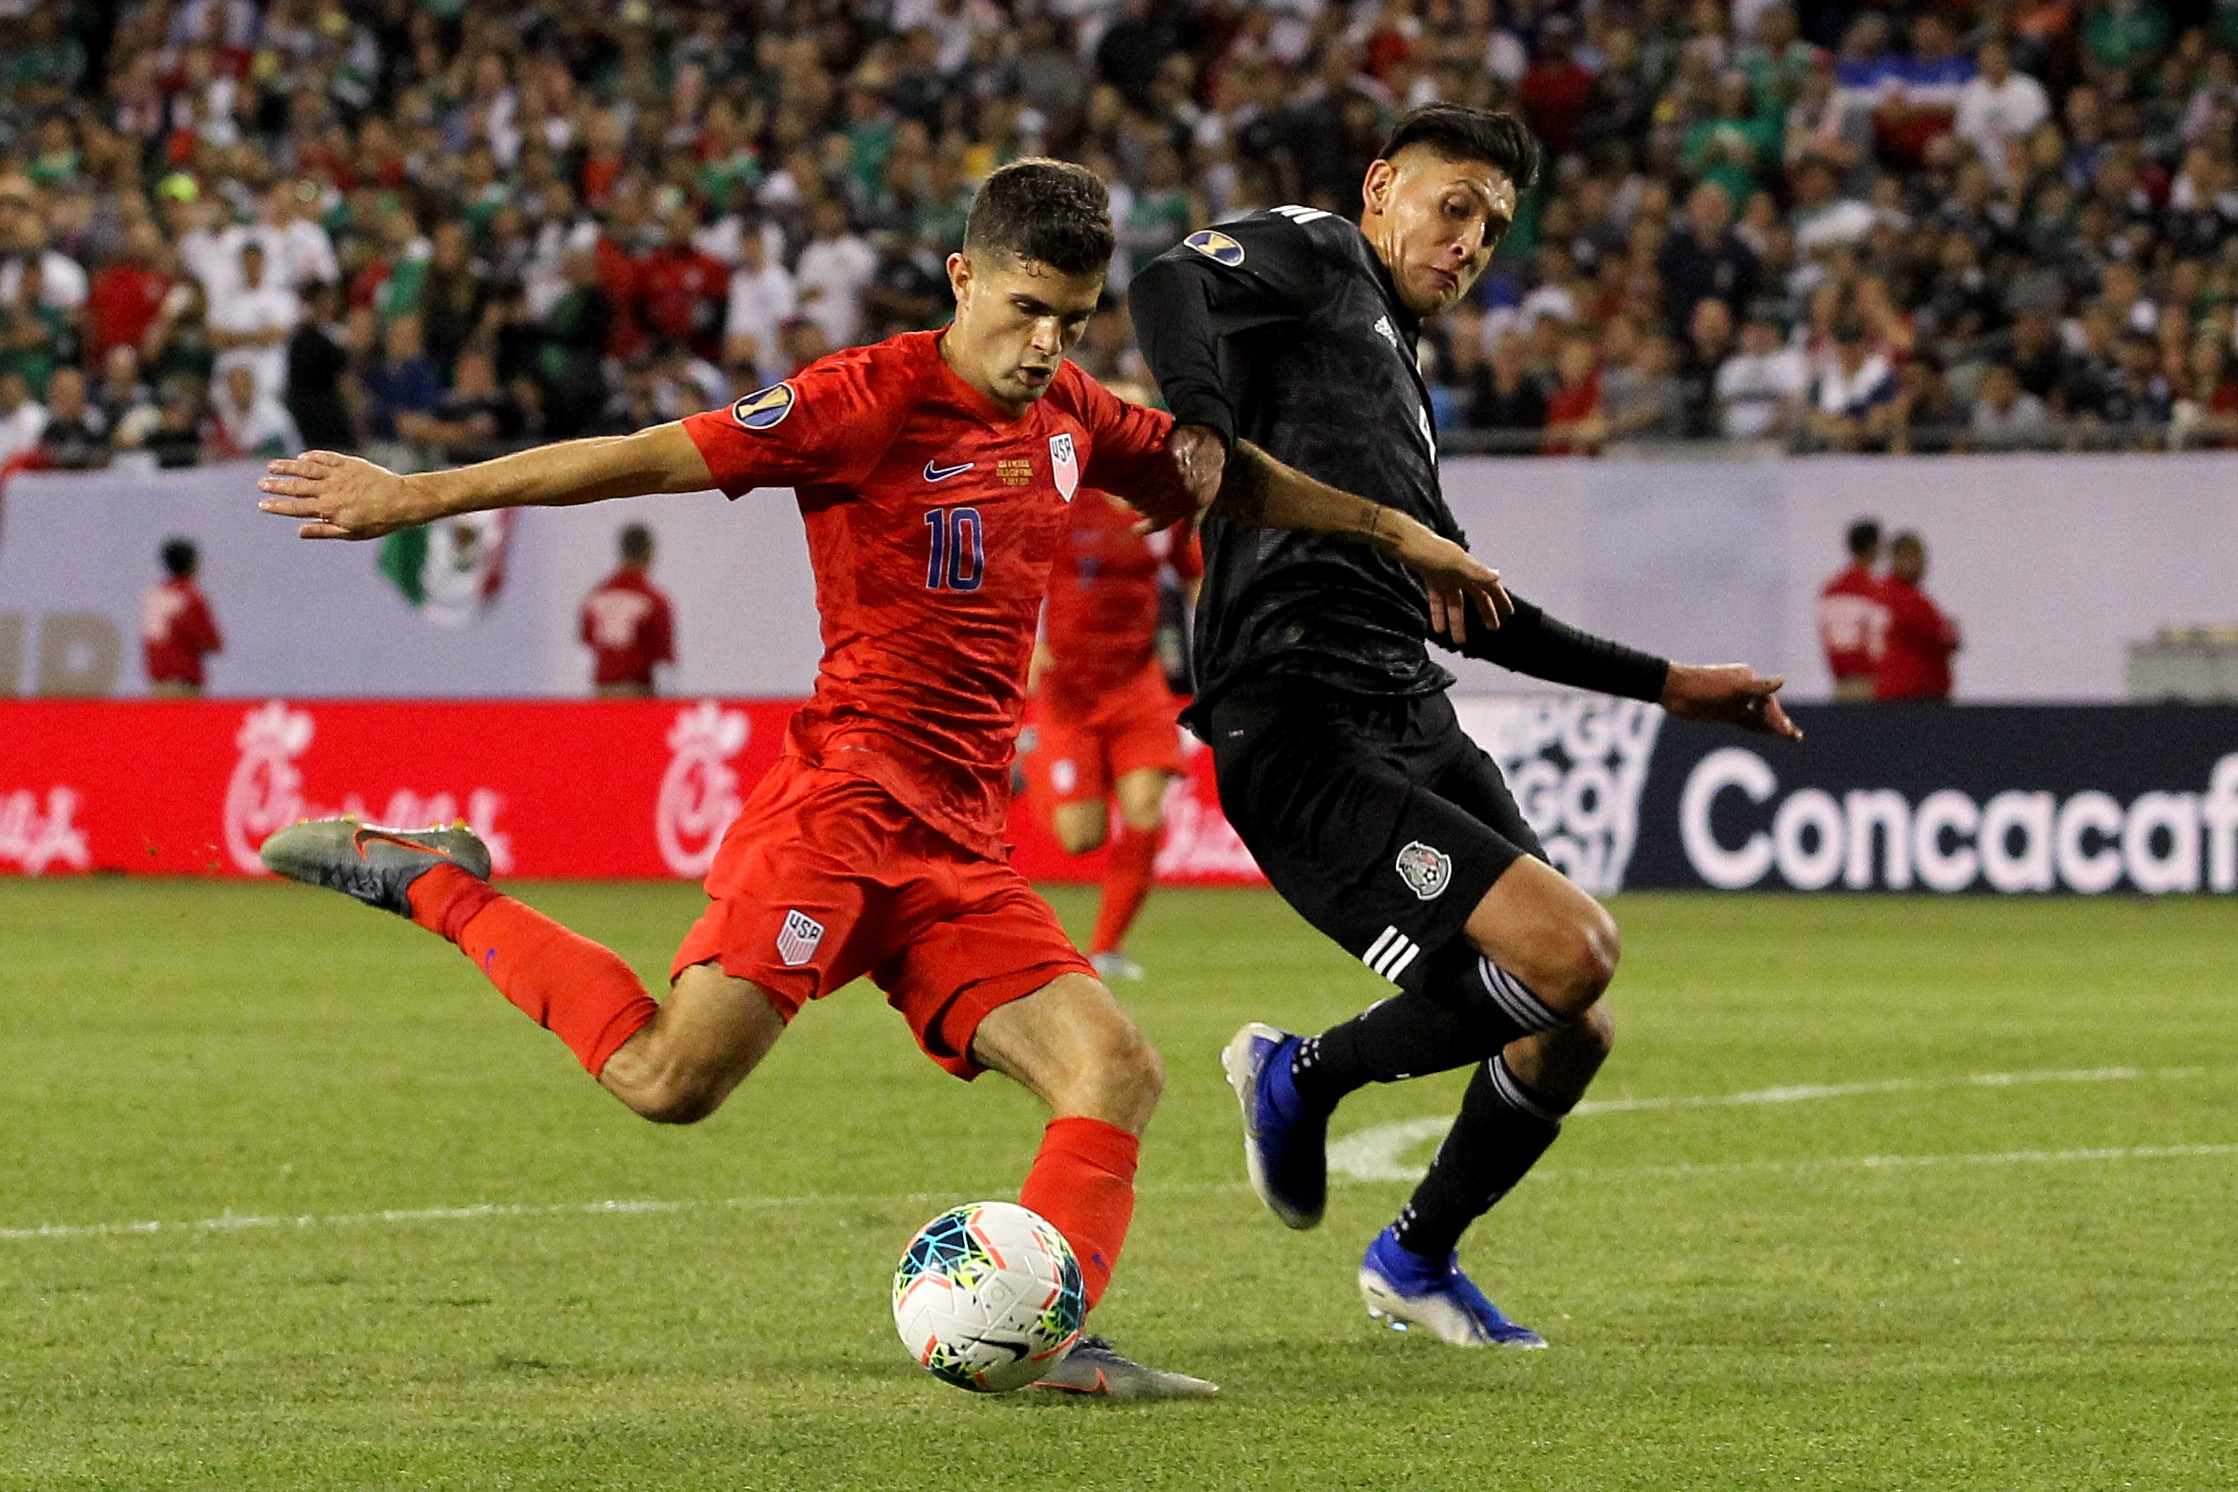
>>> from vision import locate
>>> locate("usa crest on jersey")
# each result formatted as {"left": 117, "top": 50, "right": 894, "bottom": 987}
{"left": 1049, "top": 432, "right": 1079, "bottom": 501}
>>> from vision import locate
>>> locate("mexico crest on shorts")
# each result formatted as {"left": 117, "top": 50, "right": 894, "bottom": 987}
{"left": 1049, "top": 432, "right": 1079, "bottom": 500}
{"left": 1395, "top": 840, "right": 1453, "bottom": 900}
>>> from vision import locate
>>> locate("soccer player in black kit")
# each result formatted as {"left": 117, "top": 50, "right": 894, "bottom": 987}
{"left": 1130, "top": 104, "right": 1802, "bottom": 1347}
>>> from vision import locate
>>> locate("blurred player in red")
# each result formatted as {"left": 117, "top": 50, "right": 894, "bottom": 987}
{"left": 1817, "top": 517, "right": 1886, "bottom": 700}
{"left": 143, "top": 536, "right": 224, "bottom": 697}
{"left": 1025, "top": 489, "right": 1200, "bottom": 981}
{"left": 256, "top": 161, "right": 1508, "bottom": 1398}
{"left": 580, "top": 522, "right": 675, "bottom": 697}
{"left": 1874, "top": 529, "right": 1960, "bottom": 701}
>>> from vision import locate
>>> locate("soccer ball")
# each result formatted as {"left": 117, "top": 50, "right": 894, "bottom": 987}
{"left": 892, "top": 1201, "right": 1086, "bottom": 1393}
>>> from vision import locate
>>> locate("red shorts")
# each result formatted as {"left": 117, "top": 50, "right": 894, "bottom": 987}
{"left": 1026, "top": 660, "right": 1184, "bottom": 810}
{"left": 670, "top": 756, "right": 1094, "bottom": 1079}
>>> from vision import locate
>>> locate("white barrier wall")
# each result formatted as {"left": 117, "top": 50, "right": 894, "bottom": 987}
{"left": 2, "top": 453, "right": 2232, "bottom": 699}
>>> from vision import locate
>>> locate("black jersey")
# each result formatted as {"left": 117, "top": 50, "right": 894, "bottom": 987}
{"left": 1130, "top": 207, "right": 1669, "bottom": 718}
{"left": 1131, "top": 206, "right": 1458, "bottom": 713}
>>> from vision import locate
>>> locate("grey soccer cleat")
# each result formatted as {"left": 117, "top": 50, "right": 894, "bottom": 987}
{"left": 1090, "top": 950, "right": 1146, "bottom": 983}
{"left": 1031, "top": 1335, "right": 1220, "bottom": 1401}
{"left": 259, "top": 818, "right": 492, "bottom": 916}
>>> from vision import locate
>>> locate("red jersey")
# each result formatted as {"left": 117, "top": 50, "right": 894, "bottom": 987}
{"left": 88, "top": 264, "right": 173, "bottom": 361}
{"left": 1817, "top": 562, "right": 1888, "bottom": 684}
{"left": 640, "top": 244, "right": 730, "bottom": 356}
{"left": 580, "top": 566, "right": 676, "bottom": 687}
{"left": 681, "top": 331, "right": 1188, "bottom": 858}
{"left": 1874, "top": 577, "right": 1959, "bottom": 700}
{"left": 142, "top": 578, "right": 223, "bottom": 687}
{"left": 1043, "top": 489, "right": 1202, "bottom": 705}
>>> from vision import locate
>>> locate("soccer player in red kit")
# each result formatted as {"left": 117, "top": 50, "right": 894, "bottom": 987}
{"left": 581, "top": 522, "right": 676, "bottom": 696}
{"left": 254, "top": 161, "right": 1511, "bottom": 1398}
{"left": 1026, "top": 489, "right": 1201, "bottom": 980}
{"left": 1873, "top": 529, "right": 1960, "bottom": 701}
{"left": 1818, "top": 518, "right": 1887, "bottom": 700}
{"left": 143, "top": 536, "right": 224, "bottom": 697}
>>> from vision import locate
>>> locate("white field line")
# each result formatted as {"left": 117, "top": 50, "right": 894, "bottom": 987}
{"left": 1326, "top": 1065, "right": 2214, "bottom": 1181}
{"left": 2, "top": 1068, "right": 2226, "bottom": 1245}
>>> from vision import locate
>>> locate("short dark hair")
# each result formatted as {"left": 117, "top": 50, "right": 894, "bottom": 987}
{"left": 962, "top": 158, "right": 1115, "bottom": 277}
{"left": 1379, "top": 105, "right": 1542, "bottom": 191}
{"left": 619, "top": 523, "right": 653, "bottom": 563}
{"left": 1846, "top": 519, "right": 1881, "bottom": 559}
{"left": 161, "top": 537, "right": 198, "bottom": 578}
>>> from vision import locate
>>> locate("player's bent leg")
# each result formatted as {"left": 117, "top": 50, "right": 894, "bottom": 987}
{"left": 1502, "top": 1001, "right": 1616, "bottom": 1112}
{"left": 970, "top": 975, "right": 1214, "bottom": 1400}
{"left": 596, "top": 961, "right": 788, "bottom": 1124}
{"left": 1050, "top": 797, "right": 1110, "bottom": 857}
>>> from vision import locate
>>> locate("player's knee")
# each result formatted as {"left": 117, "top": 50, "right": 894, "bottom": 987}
{"left": 1074, "top": 1017, "right": 1163, "bottom": 1128}
{"left": 615, "top": 1061, "right": 729, "bottom": 1125}
{"left": 1533, "top": 904, "right": 1622, "bottom": 1013}
{"left": 1056, "top": 822, "right": 1109, "bottom": 856}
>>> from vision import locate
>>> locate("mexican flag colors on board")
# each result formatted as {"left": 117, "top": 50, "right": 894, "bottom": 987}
{"left": 378, "top": 512, "right": 516, "bottom": 628}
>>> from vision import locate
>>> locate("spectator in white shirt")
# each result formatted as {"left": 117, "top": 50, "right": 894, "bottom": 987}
{"left": 1789, "top": 157, "right": 1876, "bottom": 253}
{"left": 1715, "top": 313, "right": 1812, "bottom": 437}
{"left": 205, "top": 241, "right": 299, "bottom": 405}
{"left": 793, "top": 198, "right": 876, "bottom": 353}
{"left": 1808, "top": 316, "right": 1898, "bottom": 449}
{"left": 207, "top": 363, "right": 303, "bottom": 461}
{"left": 0, "top": 228, "right": 89, "bottom": 312}
{"left": 1968, "top": 361, "right": 2052, "bottom": 446}
{"left": 0, "top": 370, "right": 46, "bottom": 465}
{"left": 1954, "top": 42, "right": 2049, "bottom": 187}
{"left": 722, "top": 227, "right": 799, "bottom": 388}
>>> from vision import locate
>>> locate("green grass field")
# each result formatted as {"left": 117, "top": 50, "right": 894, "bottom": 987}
{"left": 0, "top": 880, "right": 2230, "bottom": 1490}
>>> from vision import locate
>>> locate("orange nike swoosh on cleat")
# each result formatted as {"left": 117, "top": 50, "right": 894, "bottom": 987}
{"left": 1038, "top": 1368, "right": 1110, "bottom": 1395}
{"left": 351, "top": 829, "right": 459, "bottom": 863}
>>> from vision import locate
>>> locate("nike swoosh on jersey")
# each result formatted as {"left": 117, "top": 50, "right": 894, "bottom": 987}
{"left": 924, "top": 459, "right": 974, "bottom": 482}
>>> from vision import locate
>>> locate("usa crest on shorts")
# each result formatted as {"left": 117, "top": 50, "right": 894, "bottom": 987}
{"left": 1394, "top": 840, "right": 1453, "bottom": 900}
{"left": 776, "top": 908, "right": 825, "bottom": 965}
{"left": 1049, "top": 432, "right": 1079, "bottom": 500}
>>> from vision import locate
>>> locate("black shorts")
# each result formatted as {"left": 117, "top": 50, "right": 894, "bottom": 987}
{"left": 1205, "top": 683, "right": 1544, "bottom": 994}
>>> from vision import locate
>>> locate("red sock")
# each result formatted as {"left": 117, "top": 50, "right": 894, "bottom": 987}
{"left": 1018, "top": 1115, "right": 1139, "bottom": 1311}
{"left": 407, "top": 864, "right": 658, "bottom": 1075}
{"left": 1089, "top": 823, "right": 1162, "bottom": 956}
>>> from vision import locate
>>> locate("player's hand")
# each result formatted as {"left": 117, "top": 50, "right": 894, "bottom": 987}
{"left": 1133, "top": 423, "right": 1224, "bottom": 534}
{"left": 1661, "top": 663, "right": 1804, "bottom": 741}
{"left": 1383, "top": 512, "right": 1514, "bottom": 646}
{"left": 256, "top": 451, "right": 436, "bottom": 540}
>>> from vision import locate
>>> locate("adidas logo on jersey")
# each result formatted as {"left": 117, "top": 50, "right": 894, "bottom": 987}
{"left": 1373, "top": 315, "right": 1400, "bottom": 350}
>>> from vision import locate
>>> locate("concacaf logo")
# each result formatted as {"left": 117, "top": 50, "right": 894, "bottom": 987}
{"left": 1183, "top": 229, "right": 1245, "bottom": 267}
{"left": 732, "top": 382, "right": 796, "bottom": 430}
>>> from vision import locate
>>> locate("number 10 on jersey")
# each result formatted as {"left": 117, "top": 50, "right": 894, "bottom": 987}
{"left": 924, "top": 506, "right": 985, "bottom": 592}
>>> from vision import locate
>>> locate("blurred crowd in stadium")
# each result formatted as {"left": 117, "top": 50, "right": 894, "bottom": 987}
{"left": 2, "top": 0, "right": 2238, "bottom": 475}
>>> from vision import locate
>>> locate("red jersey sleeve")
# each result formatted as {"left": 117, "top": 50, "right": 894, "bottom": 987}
{"left": 1170, "top": 528, "right": 1203, "bottom": 582}
{"left": 1059, "top": 365, "right": 1194, "bottom": 527}
{"left": 680, "top": 345, "right": 904, "bottom": 498}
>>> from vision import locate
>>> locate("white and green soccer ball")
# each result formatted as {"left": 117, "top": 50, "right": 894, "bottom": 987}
{"left": 892, "top": 1201, "right": 1086, "bottom": 1393}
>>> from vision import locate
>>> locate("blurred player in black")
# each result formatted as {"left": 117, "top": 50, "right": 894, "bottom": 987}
{"left": 1130, "top": 104, "right": 1801, "bottom": 1346}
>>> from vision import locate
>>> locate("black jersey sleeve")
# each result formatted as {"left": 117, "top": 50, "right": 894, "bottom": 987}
{"left": 1449, "top": 595, "right": 1672, "bottom": 702}
{"left": 1129, "top": 213, "right": 1328, "bottom": 451}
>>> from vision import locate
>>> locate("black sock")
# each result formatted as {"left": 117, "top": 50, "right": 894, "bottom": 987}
{"left": 1389, "top": 1052, "right": 1569, "bottom": 1261}
{"left": 1290, "top": 946, "right": 1566, "bottom": 1113}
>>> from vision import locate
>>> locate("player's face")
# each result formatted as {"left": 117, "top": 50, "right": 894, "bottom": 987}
{"left": 1362, "top": 150, "right": 1517, "bottom": 317}
{"left": 945, "top": 251, "right": 1105, "bottom": 412}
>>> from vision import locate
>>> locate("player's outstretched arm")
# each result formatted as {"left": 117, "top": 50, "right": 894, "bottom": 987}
{"left": 256, "top": 423, "right": 716, "bottom": 540}
{"left": 1211, "top": 440, "right": 1515, "bottom": 643}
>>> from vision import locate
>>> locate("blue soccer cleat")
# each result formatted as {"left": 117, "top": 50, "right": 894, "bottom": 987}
{"left": 259, "top": 818, "right": 491, "bottom": 917}
{"left": 1219, "top": 1022, "right": 1327, "bottom": 1230}
{"left": 1357, "top": 1227, "right": 1548, "bottom": 1349}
